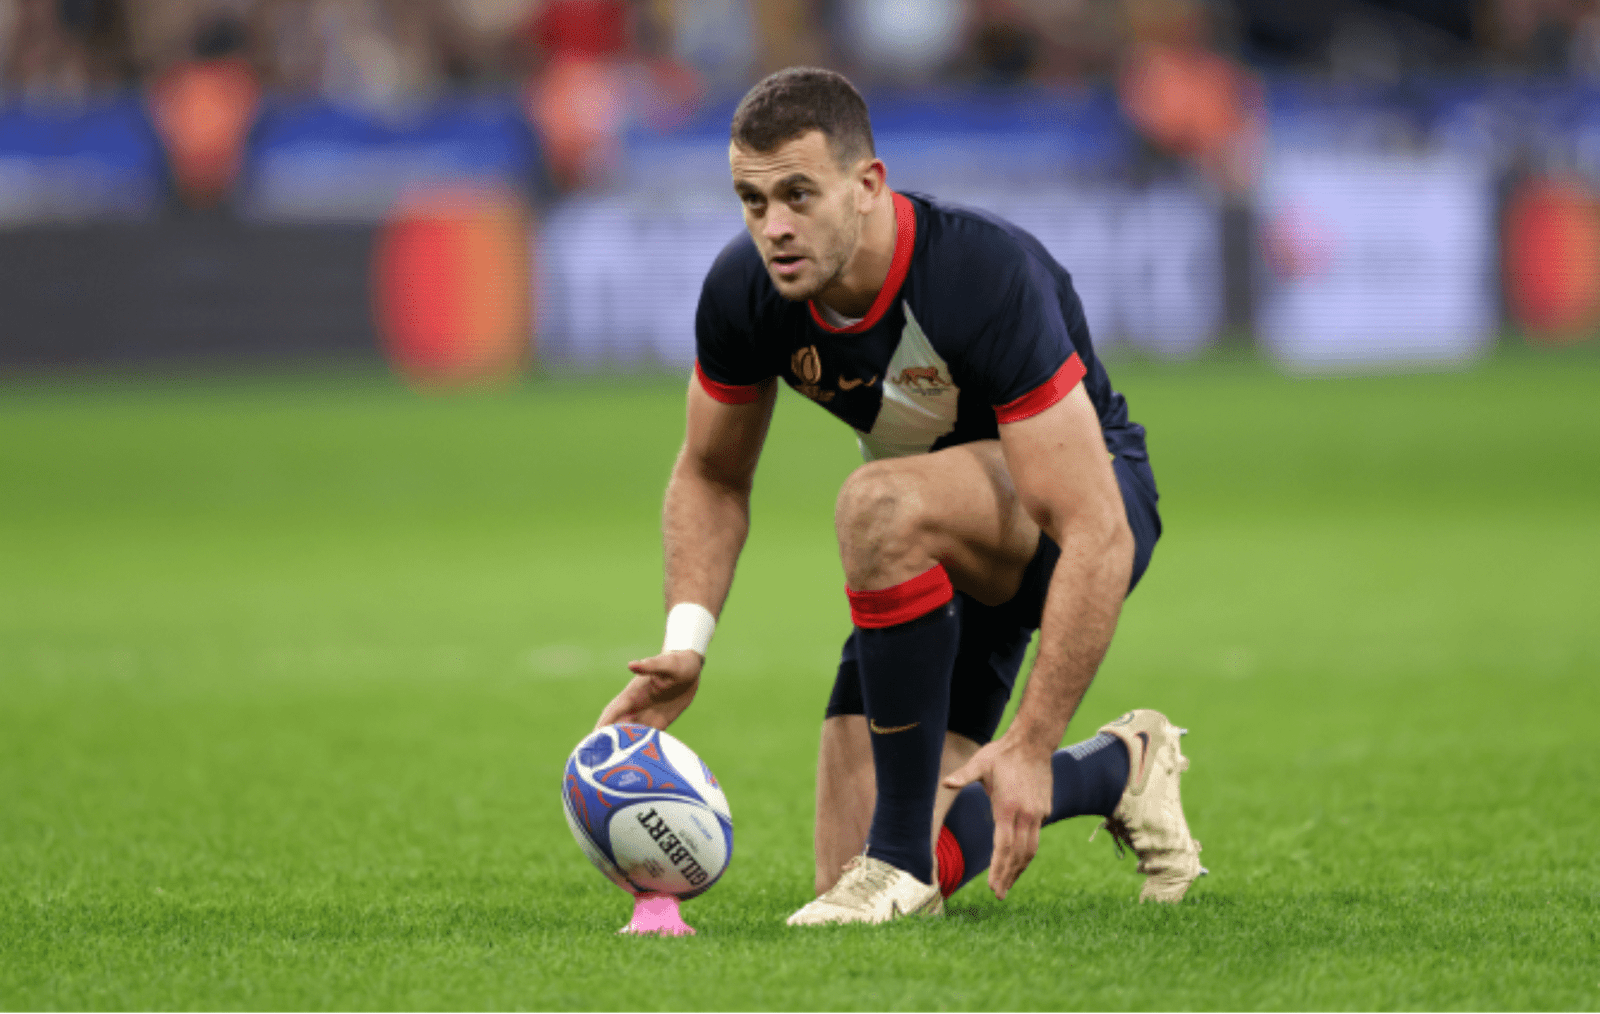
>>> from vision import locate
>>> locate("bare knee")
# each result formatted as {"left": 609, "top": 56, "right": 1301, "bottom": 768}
{"left": 835, "top": 464, "right": 933, "bottom": 589}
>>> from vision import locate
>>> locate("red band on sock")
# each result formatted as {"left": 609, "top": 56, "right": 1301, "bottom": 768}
{"left": 936, "top": 825, "right": 965, "bottom": 899}
{"left": 846, "top": 565, "right": 954, "bottom": 629}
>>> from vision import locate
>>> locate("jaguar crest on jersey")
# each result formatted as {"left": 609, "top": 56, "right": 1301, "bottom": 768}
{"left": 856, "top": 303, "right": 961, "bottom": 461}
{"left": 892, "top": 366, "right": 950, "bottom": 391}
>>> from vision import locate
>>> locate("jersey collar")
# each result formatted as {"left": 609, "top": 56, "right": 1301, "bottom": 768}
{"left": 807, "top": 191, "right": 916, "bottom": 334}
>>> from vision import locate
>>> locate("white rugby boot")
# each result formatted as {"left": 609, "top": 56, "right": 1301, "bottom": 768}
{"left": 785, "top": 855, "right": 943, "bottom": 926}
{"left": 1093, "top": 709, "right": 1207, "bottom": 903}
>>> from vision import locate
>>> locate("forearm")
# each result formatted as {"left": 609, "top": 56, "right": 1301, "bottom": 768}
{"left": 662, "top": 452, "right": 751, "bottom": 616}
{"left": 1006, "top": 518, "right": 1133, "bottom": 753}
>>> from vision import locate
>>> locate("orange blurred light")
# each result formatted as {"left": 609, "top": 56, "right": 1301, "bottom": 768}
{"left": 1119, "top": 41, "right": 1263, "bottom": 193}
{"left": 1504, "top": 177, "right": 1600, "bottom": 345}
{"left": 148, "top": 56, "right": 261, "bottom": 208}
{"left": 525, "top": 54, "right": 624, "bottom": 191}
{"left": 372, "top": 188, "right": 535, "bottom": 387}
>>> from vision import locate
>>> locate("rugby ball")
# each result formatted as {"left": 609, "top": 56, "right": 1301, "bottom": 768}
{"left": 562, "top": 724, "right": 734, "bottom": 898}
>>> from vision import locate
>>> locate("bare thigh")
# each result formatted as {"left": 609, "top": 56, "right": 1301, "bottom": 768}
{"left": 834, "top": 439, "right": 1041, "bottom": 604}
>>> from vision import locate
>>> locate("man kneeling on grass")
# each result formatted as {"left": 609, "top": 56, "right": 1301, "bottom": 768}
{"left": 596, "top": 67, "right": 1205, "bottom": 924}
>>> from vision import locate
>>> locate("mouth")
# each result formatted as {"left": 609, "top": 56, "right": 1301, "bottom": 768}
{"left": 769, "top": 254, "right": 806, "bottom": 277}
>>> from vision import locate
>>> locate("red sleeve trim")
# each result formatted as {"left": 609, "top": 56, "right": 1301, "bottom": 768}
{"left": 807, "top": 192, "right": 917, "bottom": 334}
{"left": 993, "top": 353, "right": 1087, "bottom": 425}
{"left": 846, "top": 564, "right": 954, "bottom": 629}
{"left": 694, "top": 360, "right": 763, "bottom": 405}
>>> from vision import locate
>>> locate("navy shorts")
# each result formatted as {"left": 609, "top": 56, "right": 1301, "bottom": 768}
{"left": 824, "top": 451, "right": 1161, "bottom": 745}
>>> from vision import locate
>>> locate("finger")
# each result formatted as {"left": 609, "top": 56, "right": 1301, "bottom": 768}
{"left": 989, "top": 860, "right": 1012, "bottom": 899}
{"left": 943, "top": 744, "right": 1000, "bottom": 790}
{"left": 1011, "top": 807, "right": 1045, "bottom": 879}
{"left": 989, "top": 845, "right": 1014, "bottom": 898}
{"left": 988, "top": 808, "right": 1018, "bottom": 900}
{"left": 1015, "top": 814, "right": 1041, "bottom": 882}
{"left": 990, "top": 817, "right": 1025, "bottom": 899}
{"left": 942, "top": 758, "right": 982, "bottom": 790}
{"left": 629, "top": 653, "right": 696, "bottom": 679}
{"left": 596, "top": 685, "right": 646, "bottom": 729}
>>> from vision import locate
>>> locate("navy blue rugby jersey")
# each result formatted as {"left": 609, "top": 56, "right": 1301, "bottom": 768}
{"left": 693, "top": 191, "right": 1146, "bottom": 462}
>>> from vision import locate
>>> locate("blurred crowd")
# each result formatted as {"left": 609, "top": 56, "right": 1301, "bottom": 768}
{"left": 10, "top": 0, "right": 1600, "bottom": 106}
{"left": 4, "top": 0, "right": 1597, "bottom": 370}
{"left": 4, "top": 0, "right": 1600, "bottom": 197}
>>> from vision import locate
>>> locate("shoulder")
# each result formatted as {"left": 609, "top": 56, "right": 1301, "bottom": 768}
{"left": 905, "top": 193, "right": 1077, "bottom": 342}
{"left": 701, "top": 231, "right": 765, "bottom": 302}
{"left": 699, "top": 231, "right": 787, "bottom": 329}
{"left": 694, "top": 231, "right": 791, "bottom": 386}
{"left": 706, "top": 229, "right": 763, "bottom": 279}
{"left": 909, "top": 193, "right": 1065, "bottom": 304}
{"left": 912, "top": 194, "right": 1047, "bottom": 271}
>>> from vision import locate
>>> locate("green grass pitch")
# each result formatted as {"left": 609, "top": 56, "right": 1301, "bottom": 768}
{"left": 2, "top": 346, "right": 1597, "bottom": 1010}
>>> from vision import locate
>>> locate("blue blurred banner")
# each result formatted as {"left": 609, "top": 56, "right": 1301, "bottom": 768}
{"left": 0, "top": 95, "right": 165, "bottom": 223}
{"left": 534, "top": 181, "right": 1222, "bottom": 371}
{"left": 240, "top": 95, "right": 544, "bottom": 222}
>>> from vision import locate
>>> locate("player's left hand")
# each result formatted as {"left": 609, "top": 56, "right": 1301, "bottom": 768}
{"left": 594, "top": 649, "right": 703, "bottom": 730}
{"left": 943, "top": 732, "right": 1054, "bottom": 900}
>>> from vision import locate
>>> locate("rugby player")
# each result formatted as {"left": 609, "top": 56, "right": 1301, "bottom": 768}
{"left": 596, "top": 67, "right": 1204, "bottom": 924}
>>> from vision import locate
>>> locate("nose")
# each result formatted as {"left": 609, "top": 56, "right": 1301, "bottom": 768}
{"left": 763, "top": 205, "right": 795, "bottom": 244}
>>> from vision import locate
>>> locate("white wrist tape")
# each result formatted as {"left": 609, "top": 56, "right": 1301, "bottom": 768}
{"left": 663, "top": 603, "right": 716, "bottom": 656}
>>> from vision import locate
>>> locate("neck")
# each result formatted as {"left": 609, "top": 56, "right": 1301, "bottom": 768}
{"left": 814, "top": 192, "right": 897, "bottom": 319}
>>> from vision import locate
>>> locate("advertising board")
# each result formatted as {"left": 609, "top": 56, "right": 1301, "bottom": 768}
{"left": 1256, "top": 152, "right": 1495, "bottom": 371}
{"left": 535, "top": 182, "right": 1224, "bottom": 369}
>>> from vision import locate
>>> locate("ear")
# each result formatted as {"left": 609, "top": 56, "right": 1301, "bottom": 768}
{"left": 855, "top": 158, "right": 887, "bottom": 215}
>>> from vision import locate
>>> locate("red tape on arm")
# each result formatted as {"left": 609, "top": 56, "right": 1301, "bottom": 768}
{"left": 993, "top": 352, "right": 1087, "bottom": 424}
{"left": 694, "top": 360, "right": 763, "bottom": 405}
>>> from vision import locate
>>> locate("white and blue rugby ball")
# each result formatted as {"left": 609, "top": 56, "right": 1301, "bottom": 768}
{"left": 562, "top": 724, "right": 734, "bottom": 898}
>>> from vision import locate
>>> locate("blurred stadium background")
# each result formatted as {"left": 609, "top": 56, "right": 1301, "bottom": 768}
{"left": 2, "top": 0, "right": 1600, "bottom": 375}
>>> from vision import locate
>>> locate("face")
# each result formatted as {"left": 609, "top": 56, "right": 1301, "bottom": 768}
{"left": 729, "top": 131, "right": 873, "bottom": 302}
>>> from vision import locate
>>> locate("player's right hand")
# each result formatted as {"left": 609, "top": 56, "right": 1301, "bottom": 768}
{"left": 594, "top": 649, "right": 704, "bottom": 730}
{"left": 942, "top": 730, "right": 1054, "bottom": 900}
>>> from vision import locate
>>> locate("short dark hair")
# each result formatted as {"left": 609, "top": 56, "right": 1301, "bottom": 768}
{"left": 730, "top": 67, "right": 875, "bottom": 166}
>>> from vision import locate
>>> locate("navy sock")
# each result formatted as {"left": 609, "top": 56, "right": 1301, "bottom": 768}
{"left": 936, "top": 733, "right": 1130, "bottom": 897}
{"left": 849, "top": 568, "right": 959, "bottom": 886}
{"left": 1048, "top": 733, "right": 1130, "bottom": 823}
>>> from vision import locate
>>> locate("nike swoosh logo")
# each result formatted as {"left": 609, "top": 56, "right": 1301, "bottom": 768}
{"left": 838, "top": 374, "right": 878, "bottom": 390}
{"left": 1134, "top": 731, "right": 1151, "bottom": 787}
{"left": 869, "top": 719, "right": 920, "bottom": 735}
